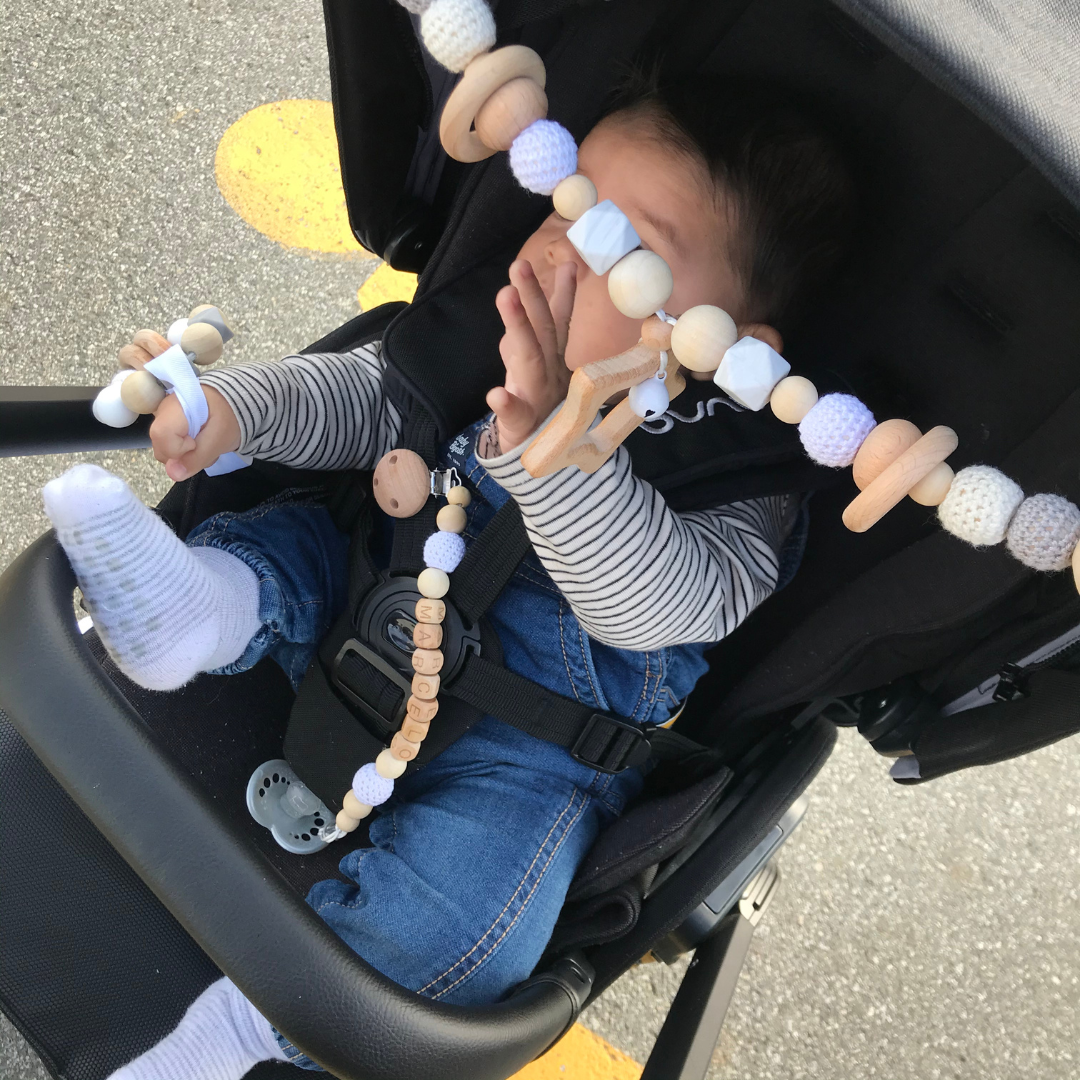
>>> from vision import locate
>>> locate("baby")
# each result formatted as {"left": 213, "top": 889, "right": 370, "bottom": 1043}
{"left": 44, "top": 73, "right": 852, "bottom": 1078}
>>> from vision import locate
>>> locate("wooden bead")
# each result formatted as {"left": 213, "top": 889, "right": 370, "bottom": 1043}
{"left": 852, "top": 419, "right": 922, "bottom": 490}
{"left": 908, "top": 461, "right": 954, "bottom": 506}
{"left": 413, "top": 621, "right": 443, "bottom": 650}
{"left": 180, "top": 321, "right": 224, "bottom": 365}
{"left": 769, "top": 375, "right": 818, "bottom": 424}
{"left": 640, "top": 314, "right": 673, "bottom": 353}
{"left": 133, "top": 329, "right": 170, "bottom": 357}
{"left": 670, "top": 306, "right": 738, "bottom": 372}
{"left": 417, "top": 567, "right": 450, "bottom": 599}
{"left": 406, "top": 694, "right": 440, "bottom": 722}
{"left": 411, "top": 672, "right": 440, "bottom": 699}
{"left": 607, "top": 250, "right": 674, "bottom": 320}
{"left": 415, "top": 598, "right": 445, "bottom": 624}
{"left": 411, "top": 648, "right": 445, "bottom": 675}
{"left": 440, "top": 45, "right": 547, "bottom": 162}
{"left": 390, "top": 731, "right": 422, "bottom": 761}
{"left": 375, "top": 747, "right": 408, "bottom": 779}
{"left": 842, "top": 426, "right": 958, "bottom": 533}
{"left": 401, "top": 715, "right": 432, "bottom": 742}
{"left": 373, "top": 449, "right": 430, "bottom": 518}
{"left": 436, "top": 503, "right": 468, "bottom": 534}
{"left": 1073, "top": 541, "right": 1080, "bottom": 597}
{"left": 474, "top": 76, "right": 548, "bottom": 152}
{"left": 118, "top": 343, "right": 153, "bottom": 369}
{"left": 552, "top": 174, "right": 598, "bottom": 221}
{"left": 342, "top": 790, "right": 372, "bottom": 820}
{"left": 335, "top": 809, "right": 361, "bottom": 833}
{"left": 447, "top": 485, "right": 472, "bottom": 507}
{"left": 120, "top": 369, "right": 167, "bottom": 414}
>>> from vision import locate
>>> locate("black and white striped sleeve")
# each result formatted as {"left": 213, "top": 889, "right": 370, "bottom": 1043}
{"left": 198, "top": 343, "right": 402, "bottom": 471}
{"left": 479, "top": 424, "right": 787, "bottom": 650}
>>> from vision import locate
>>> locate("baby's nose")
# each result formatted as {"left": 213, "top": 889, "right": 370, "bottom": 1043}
{"left": 545, "top": 236, "right": 586, "bottom": 273}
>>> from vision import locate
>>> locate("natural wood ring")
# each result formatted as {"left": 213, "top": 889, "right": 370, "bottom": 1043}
{"left": 842, "top": 426, "right": 958, "bottom": 533}
{"left": 439, "top": 45, "right": 547, "bottom": 163}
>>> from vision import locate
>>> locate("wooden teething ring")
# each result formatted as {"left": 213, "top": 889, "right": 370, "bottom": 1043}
{"left": 439, "top": 46, "right": 547, "bottom": 163}
{"left": 842, "top": 426, "right": 958, "bottom": 533}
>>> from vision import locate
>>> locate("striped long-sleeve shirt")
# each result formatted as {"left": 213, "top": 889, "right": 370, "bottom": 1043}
{"left": 201, "top": 343, "right": 787, "bottom": 650}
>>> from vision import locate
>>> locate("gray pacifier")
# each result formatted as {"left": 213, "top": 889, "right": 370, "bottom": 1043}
{"left": 246, "top": 759, "right": 333, "bottom": 854}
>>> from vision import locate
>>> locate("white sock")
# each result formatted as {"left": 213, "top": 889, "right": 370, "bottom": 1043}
{"left": 43, "top": 464, "right": 262, "bottom": 690}
{"left": 107, "top": 977, "right": 289, "bottom": 1080}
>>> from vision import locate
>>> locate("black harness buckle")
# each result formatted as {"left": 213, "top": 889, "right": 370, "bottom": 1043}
{"left": 571, "top": 714, "right": 656, "bottom": 774}
{"left": 331, "top": 637, "right": 413, "bottom": 732}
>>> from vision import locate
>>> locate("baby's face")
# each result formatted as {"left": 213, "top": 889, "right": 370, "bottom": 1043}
{"left": 517, "top": 116, "right": 745, "bottom": 371}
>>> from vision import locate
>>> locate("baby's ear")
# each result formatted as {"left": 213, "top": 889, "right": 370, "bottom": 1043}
{"left": 738, "top": 323, "right": 784, "bottom": 355}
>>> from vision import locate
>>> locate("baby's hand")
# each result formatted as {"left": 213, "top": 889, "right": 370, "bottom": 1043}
{"left": 487, "top": 259, "right": 576, "bottom": 452}
{"left": 149, "top": 385, "right": 241, "bottom": 482}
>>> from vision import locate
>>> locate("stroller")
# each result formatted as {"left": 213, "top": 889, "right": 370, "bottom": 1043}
{"left": 2, "top": 0, "right": 1080, "bottom": 1076}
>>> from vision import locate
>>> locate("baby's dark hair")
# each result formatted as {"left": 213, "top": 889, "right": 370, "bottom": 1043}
{"left": 604, "top": 70, "right": 856, "bottom": 325}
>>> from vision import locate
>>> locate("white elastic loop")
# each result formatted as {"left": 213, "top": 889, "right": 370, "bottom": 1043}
{"left": 144, "top": 345, "right": 209, "bottom": 438}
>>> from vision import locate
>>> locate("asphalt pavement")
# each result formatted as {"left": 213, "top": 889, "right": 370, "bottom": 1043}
{"left": 2, "top": 1, "right": 1078, "bottom": 1077}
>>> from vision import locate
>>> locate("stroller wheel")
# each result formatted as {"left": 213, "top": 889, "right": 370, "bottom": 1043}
{"left": 245, "top": 758, "right": 333, "bottom": 854}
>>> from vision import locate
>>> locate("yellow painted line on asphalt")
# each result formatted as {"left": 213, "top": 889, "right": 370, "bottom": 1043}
{"left": 357, "top": 262, "right": 418, "bottom": 309}
{"left": 512, "top": 1023, "right": 642, "bottom": 1079}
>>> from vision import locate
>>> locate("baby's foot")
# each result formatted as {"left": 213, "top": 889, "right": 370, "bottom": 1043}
{"left": 43, "top": 464, "right": 261, "bottom": 690}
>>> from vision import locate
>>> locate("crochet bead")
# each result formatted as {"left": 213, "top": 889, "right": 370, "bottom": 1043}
{"left": 417, "top": 567, "right": 450, "bottom": 598}
{"left": 437, "top": 504, "right": 468, "bottom": 533}
{"left": 375, "top": 747, "right": 408, "bottom": 779}
{"left": 1005, "top": 493, "right": 1080, "bottom": 571}
{"left": 509, "top": 119, "right": 578, "bottom": 196}
{"left": 447, "top": 485, "right": 472, "bottom": 506}
{"left": 415, "top": 598, "right": 445, "bottom": 624}
{"left": 412, "top": 647, "right": 445, "bottom": 675}
{"left": 92, "top": 378, "right": 139, "bottom": 428}
{"left": 343, "top": 790, "right": 372, "bottom": 820}
{"left": 769, "top": 375, "right": 818, "bottom": 424}
{"left": 424, "top": 530, "right": 466, "bottom": 572}
{"left": 628, "top": 376, "right": 670, "bottom": 419}
{"left": 474, "top": 77, "right": 548, "bottom": 152}
{"left": 352, "top": 762, "right": 394, "bottom": 806}
{"left": 852, "top": 419, "right": 921, "bottom": 490}
{"left": 396, "top": 0, "right": 434, "bottom": 13}
{"left": 566, "top": 199, "right": 641, "bottom": 276}
{"left": 412, "top": 672, "right": 440, "bottom": 699}
{"left": 938, "top": 465, "right": 1024, "bottom": 547}
{"left": 407, "top": 694, "right": 439, "bottom": 722}
{"left": 670, "top": 305, "right": 738, "bottom": 373}
{"left": 413, "top": 621, "right": 443, "bottom": 650}
{"left": 401, "top": 715, "right": 432, "bottom": 742}
{"left": 798, "top": 394, "right": 876, "bottom": 468}
{"left": 552, "top": 174, "right": 597, "bottom": 221}
{"left": 607, "top": 250, "right": 674, "bottom": 319}
{"left": 908, "top": 461, "right": 954, "bottom": 506}
{"left": 390, "top": 732, "right": 422, "bottom": 762}
{"left": 335, "top": 810, "right": 360, "bottom": 833}
{"left": 166, "top": 318, "right": 189, "bottom": 346}
{"left": 373, "top": 450, "right": 430, "bottom": 518}
{"left": 713, "top": 336, "right": 790, "bottom": 411}
{"left": 420, "top": 0, "right": 496, "bottom": 72}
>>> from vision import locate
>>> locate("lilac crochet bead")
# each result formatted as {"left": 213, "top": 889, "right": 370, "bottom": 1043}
{"left": 798, "top": 393, "right": 876, "bottom": 468}
{"left": 424, "top": 529, "right": 466, "bottom": 572}
{"left": 509, "top": 120, "right": 578, "bottom": 196}
{"left": 352, "top": 763, "right": 394, "bottom": 807}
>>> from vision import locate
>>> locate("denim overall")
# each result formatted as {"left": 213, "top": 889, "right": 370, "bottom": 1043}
{"left": 185, "top": 419, "right": 717, "bottom": 1067}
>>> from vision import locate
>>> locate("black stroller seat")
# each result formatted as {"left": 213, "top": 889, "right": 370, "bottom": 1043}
{"left": 3, "top": 0, "right": 1080, "bottom": 1076}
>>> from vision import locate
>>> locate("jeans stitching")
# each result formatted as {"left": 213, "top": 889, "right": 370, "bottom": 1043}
{"left": 416, "top": 787, "right": 581, "bottom": 996}
{"left": 428, "top": 790, "right": 589, "bottom": 1000}
{"left": 576, "top": 622, "right": 601, "bottom": 706}
{"left": 630, "top": 651, "right": 652, "bottom": 721}
{"left": 557, "top": 606, "right": 584, "bottom": 704}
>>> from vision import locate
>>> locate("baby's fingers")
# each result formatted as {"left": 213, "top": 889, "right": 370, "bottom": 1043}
{"left": 149, "top": 400, "right": 196, "bottom": 464}
{"left": 549, "top": 260, "right": 577, "bottom": 357}
{"left": 509, "top": 260, "right": 559, "bottom": 363}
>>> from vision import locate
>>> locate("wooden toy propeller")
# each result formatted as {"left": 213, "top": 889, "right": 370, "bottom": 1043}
{"left": 522, "top": 318, "right": 686, "bottom": 477}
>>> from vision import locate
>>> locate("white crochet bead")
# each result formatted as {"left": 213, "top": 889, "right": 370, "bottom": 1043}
{"left": 397, "top": 0, "right": 433, "bottom": 12}
{"left": 1004, "top": 493, "right": 1080, "bottom": 571}
{"left": 92, "top": 375, "right": 139, "bottom": 428}
{"left": 798, "top": 393, "right": 876, "bottom": 468}
{"left": 420, "top": 0, "right": 496, "bottom": 72}
{"left": 937, "top": 465, "right": 1024, "bottom": 547}
{"left": 714, "top": 336, "right": 791, "bottom": 411}
{"left": 352, "top": 762, "right": 394, "bottom": 807}
{"left": 628, "top": 375, "right": 670, "bottom": 419}
{"left": 565, "top": 199, "right": 640, "bottom": 276}
{"left": 607, "top": 250, "right": 673, "bottom": 318}
{"left": 509, "top": 120, "right": 578, "bottom": 196}
{"left": 424, "top": 529, "right": 466, "bottom": 572}
{"left": 166, "top": 318, "right": 189, "bottom": 346}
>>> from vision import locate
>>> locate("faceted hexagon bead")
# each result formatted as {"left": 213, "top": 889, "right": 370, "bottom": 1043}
{"left": 352, "top": 762, "right": 394, "bottom": 807}
{"left": 566, "top": 199, "right": 641, "bottom": 276}
{"left": 508, "top": 120, "right": 577, "bottom": 196}
{"left": 937, "top": 465, "right": 1024, "bottom": 547}
{"left": 424, "top": 529, "right": 466, "bottom": 572}
{"left": 798, "top": 393, "right": 876, "bottom": 468}
{"left": 1004, "top": 493, "right": 1080, "bottom": 570}
{"left": 713, "top": 337, "right": 791, "bottom": 411}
